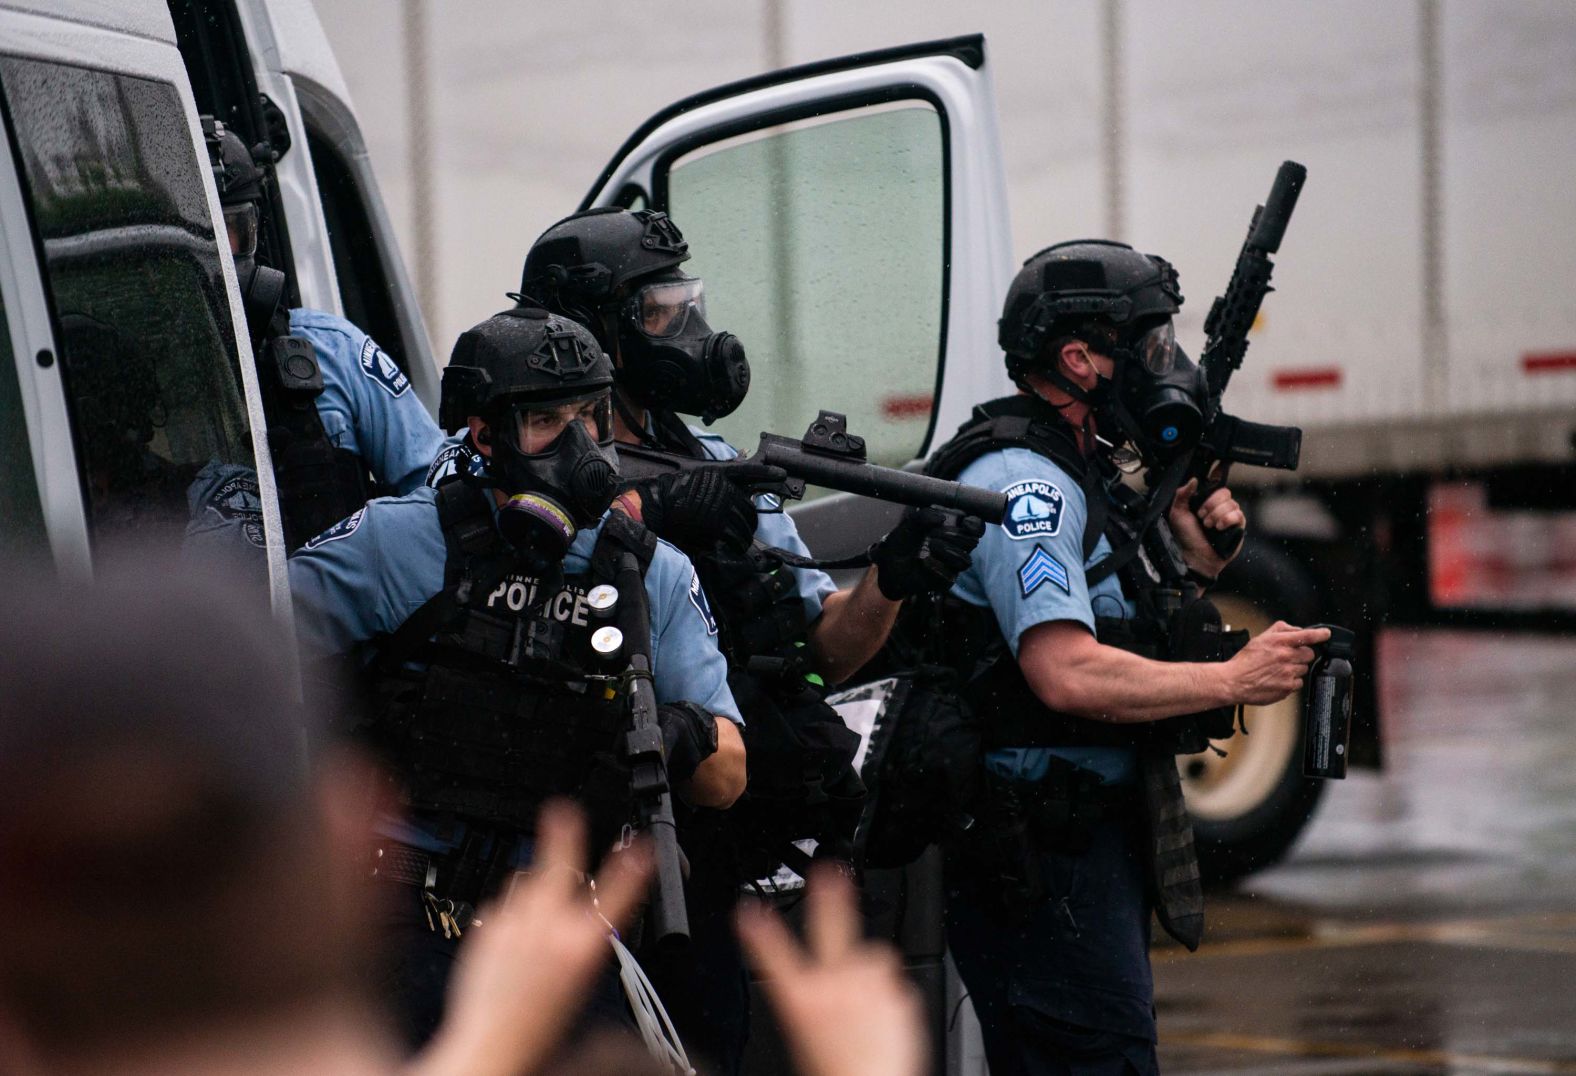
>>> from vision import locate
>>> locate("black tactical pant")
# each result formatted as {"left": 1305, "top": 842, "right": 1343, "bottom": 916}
{"left": 945, "top": 807, "right": 1159, "bottom": 1076}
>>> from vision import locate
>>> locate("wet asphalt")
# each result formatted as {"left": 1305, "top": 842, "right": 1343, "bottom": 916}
{"left": 1154, "top": 629, "right": 1576, "bottom": 1074}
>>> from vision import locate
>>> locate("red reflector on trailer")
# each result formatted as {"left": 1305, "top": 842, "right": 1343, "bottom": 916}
{"left": 1271, "top": 368, "right": 1342, "bottom": 391}
{"left": 1522, "top": 352, "right": 1576, "bottom": 374}
{"left": 881, "top": 394, "right": 933, "bottom": 419}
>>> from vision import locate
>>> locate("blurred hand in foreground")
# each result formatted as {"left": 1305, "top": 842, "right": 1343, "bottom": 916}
{"left": 410, "top": 801, "right": 652, "bottom": 1076}
{"left": 737, "top": 866, "right": 927, "bottom": 1076}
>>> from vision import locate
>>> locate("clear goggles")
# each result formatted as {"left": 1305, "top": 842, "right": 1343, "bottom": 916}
{"left": 1130, "top": 319, "right": 1177, "bottom": 375}
{"left": 503, "top": 391, "right": 613, "bottom": 456}
{"left": 624, "top": 276, "right": 706, "bottom": 339}
{"left": 223, "top": 203, "right": 259, "bottom": 259}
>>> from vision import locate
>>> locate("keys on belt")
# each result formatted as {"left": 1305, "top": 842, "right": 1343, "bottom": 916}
{"left": 369, "top": 843, "right": 475, "bottom": 938}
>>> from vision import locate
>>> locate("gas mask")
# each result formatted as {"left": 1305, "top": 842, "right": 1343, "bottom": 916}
{"left": 614, "top": 275, "right": 750, "bottom": 424}
{"left": 480, "top": 392, "right": 620, "bottom": 567}
{"left": 1062, "top": 320, "right": 1205, "bottom": 467}
{"left": 224, "top": 202, "right": 286, "bottom": 341}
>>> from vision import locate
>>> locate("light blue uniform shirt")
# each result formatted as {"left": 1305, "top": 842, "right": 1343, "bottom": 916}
{"left": 287, "top": 484, "right": 740, "bottom": 724}
{"left": 688, "top": 426, "right": 838, "bottom": 625}
{"left": 184, "top": 459, "right": 266, "bottom": 554}
{"left": 949, "top": 447, "right": 1137, "bottom": 786}
{"left": 291, "top": 308, "right": 445, "bottom": 496}
{"left": 181, "top": 313, "right": 444, "bottom": 556}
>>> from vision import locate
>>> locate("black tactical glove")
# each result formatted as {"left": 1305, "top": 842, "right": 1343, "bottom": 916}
{"left": 656, "top": 701, "right": 720, "bottom": 786}
{"left": 629, "top": 463, "right": 785, "bottom": 558}
{"left": 869, "top": 506, "right": 986, "bottom": 601}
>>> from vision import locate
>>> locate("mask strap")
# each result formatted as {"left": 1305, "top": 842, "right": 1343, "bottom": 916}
{"left": 1034, "top": 363, "right": 1094, "bottom": 407}
{"left": 1077, "top": 418, "right": 1110, "bottom": 563}
{"left": 612, "top": 388, "right": 662, "bottom": 448}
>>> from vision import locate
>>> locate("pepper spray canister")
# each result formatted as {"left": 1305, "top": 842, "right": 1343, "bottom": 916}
{"left": 1302, "top": 624, "right": 1356, "bottom": 779}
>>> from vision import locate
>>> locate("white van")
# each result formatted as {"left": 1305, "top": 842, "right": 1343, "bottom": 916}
{"left": 0, "top": 0, "right": 431, "bottom": 620}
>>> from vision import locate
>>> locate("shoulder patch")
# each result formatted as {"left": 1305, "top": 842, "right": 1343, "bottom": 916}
{"left": 1002, "top": 478, "right": 1065, "bottom": 541}
{"left": 303, "top": 508, "right": 366, "bottom": 550}
{"left": 208, "top": 472, "right": 266, "bottom": 547}
{"left": 1019, "top": 545, "right": 1070, "bottom": 598}
{"left": 425, "top": 440, "right": 483, "bottom": 488}
{"left": 359, "top": 337, "right": 411, "bottom": 398}
{"left": 687, "top": 569, "right": 719, "bottom": 636}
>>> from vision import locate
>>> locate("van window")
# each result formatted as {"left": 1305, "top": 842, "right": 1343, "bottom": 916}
{"left": 0, "top": 288, "right": 47, "bottom": 563}
{"left": 306, "top": 126, "right": 410, "bottom": 376}
{"left": 664, "top": 101, "right": 945, "bottom": 469}
{"left": 0, "top": 57, "right": 257, "bottom": 551}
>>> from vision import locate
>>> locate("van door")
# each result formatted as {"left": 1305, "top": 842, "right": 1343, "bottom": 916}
{"left": 0, "top": 3, "right": 286, "bottom": 608}
{"left": 582, "top": 35, "right": 1015, "bottom": 558}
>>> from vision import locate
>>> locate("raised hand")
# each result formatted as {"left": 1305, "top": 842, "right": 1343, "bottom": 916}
{"left": 410, "top": 801, "right": 652, "bottom": 1076}
{"left": 737, "top": 866, "right": 926, "bottom": 1076}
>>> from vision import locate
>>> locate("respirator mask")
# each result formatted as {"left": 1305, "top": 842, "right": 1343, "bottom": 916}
{"left": 224, "top": 202, "right": 286, "bottom": 340}
{"left": 481, "top": 391, "right": 620, "bottom": 567}
{"left": 1089, "top": 319, "right": 1207, "bottom": 467}
{"left": 615, "top": 275, "right": 750, "bottom": 424}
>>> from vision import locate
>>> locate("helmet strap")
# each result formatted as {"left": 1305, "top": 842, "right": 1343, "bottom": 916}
{"left": 611, "top": 387, "right": 661, "bottom": 448}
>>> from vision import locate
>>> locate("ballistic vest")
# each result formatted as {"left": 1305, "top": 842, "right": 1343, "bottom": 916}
{"left": 365, "top": 482, "right": 652, "bottom": 837}
{"left": 923, "top": 394, "right": 1207, "bottom": 950}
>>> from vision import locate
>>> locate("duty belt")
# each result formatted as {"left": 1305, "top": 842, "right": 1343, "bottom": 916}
{"left": 367, "top": 830, "right": 521, "bottom": 907}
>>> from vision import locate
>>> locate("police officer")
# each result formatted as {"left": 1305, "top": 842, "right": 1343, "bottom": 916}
{"left": 519, "top": 208, "right": 982, "bottom": 684}
{"left": 516, "top": 207, "right": 983, "bottom": 1074}
{"left": 204, "top": 118, "right": 444, "bottom": 549}
{"left": 288, "top": 304, "right": 745, "bottom": 1047}
{"left": 921, "top": 240, "right": 1328, "bottom": 1075}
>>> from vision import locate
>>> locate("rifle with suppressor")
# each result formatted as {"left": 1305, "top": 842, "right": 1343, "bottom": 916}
{"left": 618, "top": 411, "right": 1009, "bottom": 527}
{"left": 610, "top": 548, "right": 689, "bottom": 948}
{"left": 1188, "top": 160, "right": 1309, "bottom": 556}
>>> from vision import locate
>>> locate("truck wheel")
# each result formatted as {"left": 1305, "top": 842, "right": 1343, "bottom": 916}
{"left": 1182, "top": 539, "right": 1326, "bottom": 885}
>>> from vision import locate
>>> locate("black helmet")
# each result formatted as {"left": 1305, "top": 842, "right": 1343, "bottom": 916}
{"left": 518, "top": 208, "right": 690, "bottom": 336}
{"left": 999, "top": 239, "right": 1182, "bottom": 381}
{"left": 1001, "top": 240, "right": 1205, "bottom": 463}
{"left": 440, "top": 305, "right": 620, "bottom": 563}
{"left": 518, "top": 208, "right": 750, "bottom": 425}
{"left": 440, "top": 304, "right": 615, "bottom": 430}
{"left": 204, "top": 120, "right": 266, "bottom": 208}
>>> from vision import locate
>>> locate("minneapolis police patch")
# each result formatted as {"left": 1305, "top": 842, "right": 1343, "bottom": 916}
{"left": 303, "top": 508, "right": 365, "bottom": 550}
{"left": 425, "top": 440, "right": 482, "bottom": 488}
{"left": 1019, "top": 545, "right": 1070, "bottom": 598}
{"left": 210, "top": 472, "right": 266, "bottom": 548}
{"left": 688, "top": 570, "right": 718, "bottom": 636}
{"left": 1002, "top": 479, "right": 1065, "bottom": 541}
{"left": 359, "top": 338, "right": 410, "bottom": 398}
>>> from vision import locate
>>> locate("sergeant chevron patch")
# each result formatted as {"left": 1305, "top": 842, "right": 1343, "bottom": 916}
{"left": 1019, "top": 545, "right": 1070, "bottom": 597}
